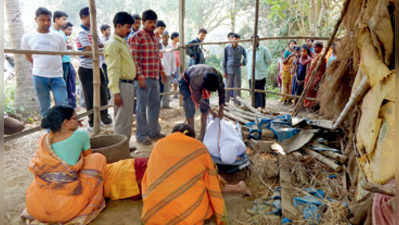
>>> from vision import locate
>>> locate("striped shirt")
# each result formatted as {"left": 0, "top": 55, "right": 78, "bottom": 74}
{"left": 128, "top": 30, "right": 163, "bottom": 80}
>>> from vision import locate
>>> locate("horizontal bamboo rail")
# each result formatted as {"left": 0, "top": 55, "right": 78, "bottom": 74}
{"left": 4, "top": 36, "right": 329, "bottom": 56}
{"left": 225, "top": 87, "right": 317, "bottom": 101}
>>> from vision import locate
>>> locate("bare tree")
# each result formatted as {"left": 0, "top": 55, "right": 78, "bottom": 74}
{"left": 5, "top": 0, "right": 38, "bottom": 114}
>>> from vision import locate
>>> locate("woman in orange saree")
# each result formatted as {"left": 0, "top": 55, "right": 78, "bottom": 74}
{"left": 141, "top": 124, "right": 250, "bottom": 225}
{"left": 21, "top": 105, "right": 147, "bottom": 225}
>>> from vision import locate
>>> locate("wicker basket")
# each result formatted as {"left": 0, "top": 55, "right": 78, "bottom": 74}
{"left": 90, "top": 135, "right": 130, "bottom": 163}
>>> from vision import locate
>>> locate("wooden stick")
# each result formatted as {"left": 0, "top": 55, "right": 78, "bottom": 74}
{"left": 89, "top": 0, "right": 101, "bottom": 135}
{"left": 332, "top": 75, "right": 369, "bottom": 129}
{"left": 250, "top": 0, "right": 260, "bottom": 107}
{"left": 305, "top": 148, "right": 342, "bottom": 172}
{"left": 319, "top": 150, "right": 347, "bottom": 164}
{"left": 225, "top": 104, "right": 264, "bottom": 118}
{"left": 223, "top": 110, "right": 250, "bottom": 124}
{"left": 362, "top": 182, "right": 395, "bottom": 197}
{"left": 224, "top": 107, "right": 256, "bottom": 122}
{"left": 178, "top": 0, "right": 185, "bottom": 107}
{"left": 4, "top": 48, "right": 97, "bottom": 56}
{"left": 292, "top": 0, "right": 351, "bottom": 116}
{"left": 236, "top": 96, "right": 262, "bottom": 114}
{"left": 4, "top": 105, "right": 112, "bottom": 142}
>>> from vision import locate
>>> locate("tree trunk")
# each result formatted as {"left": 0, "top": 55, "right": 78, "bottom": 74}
{"left": 5, "top": 0, "right": 39, "bottom": 114}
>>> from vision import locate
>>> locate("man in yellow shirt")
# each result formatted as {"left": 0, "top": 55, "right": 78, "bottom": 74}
{"left": 104, "top": 12, "right": 136, "bottom": 142}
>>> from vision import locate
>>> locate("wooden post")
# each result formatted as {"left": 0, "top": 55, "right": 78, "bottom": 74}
{"left": 88, "top": 0, "right": 101, "bottom": 135}
{"left": 179, "top": 0, "right": 185, "bottom": 107}
{"left": 251, "top": 0, "right": 260, "bottom": 107}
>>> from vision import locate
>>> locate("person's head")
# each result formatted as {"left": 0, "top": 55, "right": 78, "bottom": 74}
{"left": 161, "top": 31, "right": 169, "bottom": 44}
{"left": 294, "top": 46, "right": 301, "bottom": 56}
{"left": 288, "top": 40, "right": 297, "bottom": 50}
{"left": 306, "top": 39, "right": 314, "bottom": 47}
{"left": 171, "top": 32, "right": 179, "bottom": 43}
{"left": 231, "top": 33, "right": 240, "bottom": 47}
{"left": 35, "top": 7, "right": 52, "bottom": 33}
{"left": 62, "top": 22, "right": 73, "bottom": 36}
{"left": 53, "top": 11, "right": 68, "bottom": 28}
{"left": 100, "top": 24, "right": 111, "bottom": 37}
{"left": 227, "top": 32, "right": 234, "bottom": 41}
{"left": 203, "top": 72, "right": 221, "bottom": 92}
{"left": 41, "top": 105, "right": 80, "bottom": 133}
{"left": 112, "top": 12, "right": 134, "bottom": 38}
{"left": 197, "top": 28, "right": 207, "bottom": 42}
{"left": 155, "top": 20, "right": 166, "bottom": 35}
{"left": 301, "top": 45, "right": 311, "bottom": 57}
{"left": 251, "top": 35, "right": 260, "bottom": 48}
{"left": 172, "top": 123, "right": 195, "bottom": 138}
{"left": 79, "top": 7, "right": 90, "bottom": 27}
{"left": 142, "top": 10, "right": 158, "bottom": 32}
{"left": 314, "top": 41, "right": 324, "bottom": 54}
{"left": 132, "top": 14, "right": 141, "bottom": 31}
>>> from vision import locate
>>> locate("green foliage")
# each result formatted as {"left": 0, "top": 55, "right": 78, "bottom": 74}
{"left": 4, "top": 83, "right": 16, "bottom": 115}
{"left": 206, "top": 54, "right": 223, "bottom": 72}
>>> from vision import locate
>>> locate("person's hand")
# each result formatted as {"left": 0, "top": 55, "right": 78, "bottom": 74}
{"left": 67, "top": 45, "right": 73, "bottom": 50}
{"left": 224, "top": 73, "right": 227, "bottom": 78}
{"left": 218, "top": 105, "right": 224, "bottom": 119}
{"left": 138, "top": 77, "right": 146, "bottom": 89}
{"left": 114, "top": 94, "right": 123, "bottom": 107}
{"left": 209, "top": 109, "right": 217, "bottom": 118}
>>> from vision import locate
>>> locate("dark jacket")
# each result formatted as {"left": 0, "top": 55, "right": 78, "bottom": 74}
{"left": 186, "top": 38, "right": 205, "bottom": 66}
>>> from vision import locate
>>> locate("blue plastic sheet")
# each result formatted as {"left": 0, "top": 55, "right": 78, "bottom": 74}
{"left": 246, "top": 114, "right": 300, "bottom": 142}
{"left": 282, "top": 218, "right": 293, "bottom": 224}
{"left": 292, "top": 188, "right": 326, "bottom": 224}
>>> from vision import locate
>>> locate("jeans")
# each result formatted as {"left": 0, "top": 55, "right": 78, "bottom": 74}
{"left": 135, "top": 79, "right": 161, "bottom": 142}
{"left": 249, "top": 78, "right": 266, "bottom": 108}
{"left": 33, "top": 76, "right": 68, "bottom": 117}
{"left": 62, "top": 62, "right": 76, "bottom": 108}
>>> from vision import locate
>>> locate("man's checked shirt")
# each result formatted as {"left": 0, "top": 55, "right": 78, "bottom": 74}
{"left": 128, "top": 30, "right": 163, "bottom": 80}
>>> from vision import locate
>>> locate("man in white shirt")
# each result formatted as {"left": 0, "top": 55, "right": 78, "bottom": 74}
{"left": 21, "top": 7, "right": 68, "bottom": 117}
{"left": 160, "top": 31, "right": 176, "bottom": 109}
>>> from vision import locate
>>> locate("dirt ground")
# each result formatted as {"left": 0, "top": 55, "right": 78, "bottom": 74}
{"left": 4, "top": 97, "right": 330, "bottom": 225}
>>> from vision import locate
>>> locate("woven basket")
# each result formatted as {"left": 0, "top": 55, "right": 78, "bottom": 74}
{"left": 90, "top": 135, "right": 129, "bottom": 163}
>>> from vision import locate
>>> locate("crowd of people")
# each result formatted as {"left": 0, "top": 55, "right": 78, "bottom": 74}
{"left": 277, "top": 39, "right": 337, "bottom": 111}
{"left": 20, "top": 7, "right": 252, "bottom": 225}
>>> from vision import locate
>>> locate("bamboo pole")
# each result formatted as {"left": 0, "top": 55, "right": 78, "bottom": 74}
{"left": 88, "top": 0, "right": 101, "bottom": 135}
{"left": 292, "top": 0, "right": 351, "bottom": 116}
{"left": 179, "top": 0, "right": 185, "bottom": 107}
{"left": 332, "top": 75, "right": 369, "bottom": 129}
{"left": 4, "top": 48, "right": 95, "bottom": 56}
{"left": 4, "top": 105, "right": 112, "bottom": 142}
{"left": 251, "top": 0, "right": 260, "bottom": 107}
{"left": 305, "top": 148, "right": 342, "bottom": 172}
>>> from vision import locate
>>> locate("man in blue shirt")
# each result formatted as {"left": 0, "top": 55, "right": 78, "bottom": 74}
{"left": 186, "top": 28, "right": 207, "bottom": 66}
{"left": 223, "top": 33, "right": 247, "bottom": 104}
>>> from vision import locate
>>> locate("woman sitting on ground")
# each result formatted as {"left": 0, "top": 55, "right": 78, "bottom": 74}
{"left": 22, "top": 105, "right": 148, "bottom": 225}
{"left": 141, "top": 123, "right": 251, "bottom": 225}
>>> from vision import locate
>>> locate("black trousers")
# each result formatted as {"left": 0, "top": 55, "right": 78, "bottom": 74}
{"left": 249, "top": 78, "right": 266, "bottom": 108}
{"left": 78, "top": 67, "right": 109, "bottom": 123}
{"left": 101, "top": 64, "right": 111, "bottom": 100}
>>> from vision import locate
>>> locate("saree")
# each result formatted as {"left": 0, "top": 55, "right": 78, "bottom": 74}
{"left": 141, "top": 133, "right": 227, "bottom": 225}
{"left": 303, "top": 54, "right": 326, "bottom": 108}
{"left": 280, "top": 52, "right": 295, "bottom": 102}
{"left": 22, "top": 134, "right": 143, "bottom": 225}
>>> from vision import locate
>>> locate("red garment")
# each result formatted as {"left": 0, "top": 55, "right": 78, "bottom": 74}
{"left": 172, "top": 42, "right": 180, "bottom": 68}
{"left": 128, "top": 30, "right": 163, "bottom": 80}
{"left": 303, "top": 54, "right": 326, "bottom": 108}
{"left": 131, "top": 158, "right": 149, "bottom": 200}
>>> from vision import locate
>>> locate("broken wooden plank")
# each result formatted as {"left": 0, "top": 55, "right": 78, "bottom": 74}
{"left": 224, "top": 107, "right": 255, "bottom": 122}
{"left": 279, "top": 156, "right": 300, "bottom": 220}
{"left": 305, "top": 148, "right": 342, "bottom": 172}
{"left": 236, "top": 96, "right": 263, "bottom": 115}
{"left": 226, "top": 103, "right": 265, "bottom": 118}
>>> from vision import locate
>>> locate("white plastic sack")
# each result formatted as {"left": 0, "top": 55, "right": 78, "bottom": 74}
{"left": 203, "top": 117, "right": 246, "bottom": 164}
